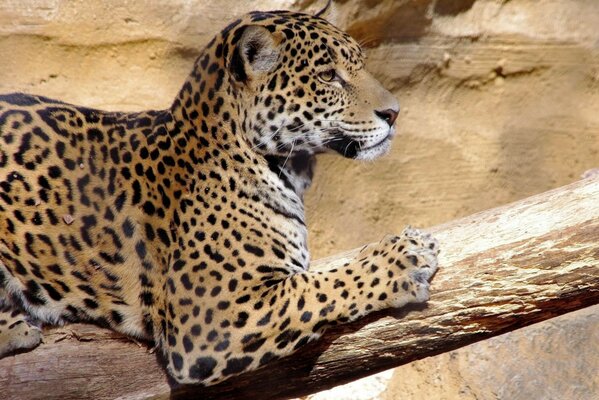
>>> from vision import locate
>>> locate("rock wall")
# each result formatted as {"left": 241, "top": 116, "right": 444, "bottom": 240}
{"left": 383, "top": 306, "right": 599, "bottom": 400}
{"left": 1, "top": 0, "right": 597, "bottom": 398}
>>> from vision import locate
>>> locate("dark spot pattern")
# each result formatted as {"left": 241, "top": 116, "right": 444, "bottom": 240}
{"left": 0, "top": 7, "right": 438, "bottom": 391}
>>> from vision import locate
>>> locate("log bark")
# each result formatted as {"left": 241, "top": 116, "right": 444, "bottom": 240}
{"left": 1, "top": 177, "right": 598, "bottom": 400}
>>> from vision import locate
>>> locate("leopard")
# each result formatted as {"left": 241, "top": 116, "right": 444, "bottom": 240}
{"left": 0, "top": 5, "right": 440, "bottom": 386}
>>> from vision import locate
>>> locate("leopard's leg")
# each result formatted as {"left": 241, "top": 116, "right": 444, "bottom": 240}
{"left": 164, "top": 226, "right": 439, "bottom": 385}
{"left": 0, "top": 303, "right": 43, "bottom": 357}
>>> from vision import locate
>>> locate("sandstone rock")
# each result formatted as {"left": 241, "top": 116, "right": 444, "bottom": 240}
{"left": 383, "top": 306, "right": 599, "bottom": 400}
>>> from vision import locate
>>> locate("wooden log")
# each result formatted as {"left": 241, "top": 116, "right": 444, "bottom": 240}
{"left": 1, "top": 177, "right": 598, "bottom": 400}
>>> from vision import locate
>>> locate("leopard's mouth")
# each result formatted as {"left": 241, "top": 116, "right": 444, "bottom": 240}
{"left": 359, "top": 131, "right": 393, "bottom": 151}
{"left": 324, "top": 130, "right": 392, "bottom": 159}
{"left": 324, "top": 132, "right": 360, "bottom": 158}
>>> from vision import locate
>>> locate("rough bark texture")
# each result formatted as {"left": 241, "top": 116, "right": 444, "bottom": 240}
{"left": 1, "top": 177, "right": 597, "bottom": 400}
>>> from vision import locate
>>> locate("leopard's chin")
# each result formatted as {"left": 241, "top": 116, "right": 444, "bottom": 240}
{"left": 354, "top": 137, "right": 392, "bottom": 160}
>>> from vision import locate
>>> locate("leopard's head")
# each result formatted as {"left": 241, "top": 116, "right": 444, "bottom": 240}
{"left": 225, "top": 11, "right": 399, "bottom": 161}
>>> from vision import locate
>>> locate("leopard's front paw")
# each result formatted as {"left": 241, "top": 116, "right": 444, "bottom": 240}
{"left": 397, "top": 226, "right": 440, "bottom": 302}
{"left": 357, "top": 226, "right": 440, "bottom": 307}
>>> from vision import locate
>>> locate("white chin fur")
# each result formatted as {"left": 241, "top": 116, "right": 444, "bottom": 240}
{"left": 355, "top": 138, "right": 392, "bottom": 160}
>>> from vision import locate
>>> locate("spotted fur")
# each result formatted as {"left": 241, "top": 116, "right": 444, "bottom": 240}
{"left": 0, "top": 10, "right": 439, "bottom": 385}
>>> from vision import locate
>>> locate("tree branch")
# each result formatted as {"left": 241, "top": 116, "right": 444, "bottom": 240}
{"left": 1, "top": 178, "right": 598, "bottom": 400}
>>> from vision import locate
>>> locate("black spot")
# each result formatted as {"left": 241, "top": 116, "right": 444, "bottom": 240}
{"left": 207, "top": 214, "right": 217, "bottom": 225}
{"left": 217, "top": 300, "right": 230, "bottom": 310}
{"left": 243, "top": 243, "right": 264, "bottom": 257}
{"left": 189, "top": 357, "right": 217, "bottom": 380}
{"left": 87, "top": 128, "right": 104, "bottom": 142}
{"left": 204, "top": 308, "right": 213, "bottom": 324}
{"left": 135, "top": 241, "right": 147, "bottom": 259}
{"left": 243, "top": 337, "right": 266, "bottom": 353}
{"left": 47, "top": 264, "right": 63, "bottom": 275}
{"left": 227, "top": 278, "right": 238, "bottom": 292}
{"left": 172, "top": 259, "right": 186, "bottom": 272}
{"left": 300, "top": 311, "right": 312, "bottom": 323}
{"left": 115, "top": 191, "right": 127, "bottom": 212}
{"left": 84, "top": 298, "right": 99, "bottom": 309}
{"left": 78, "top": 284, "right": 96, "bottom": 297}
{"left": 122, "top": 218, "right": 135, "bottom": 238}
{"left": 141, "top": 291, "right": 154, "bottom": 306}
{"left": 259, "top": 352, "right": 278, "bottom": 366}
{"left": 215, "top": 340, "right": 230, "bottom": 352}
{"left": 297, "top": 295, "right": 305, "bottom": 310}
{"left": 257, "top": 310, "right": 272, "bottom": 326}
{"left": 24, "top": 280, "right": 45, "bottom": 305}
{"left": 195, "top": 286, "right": 206, "bottom": 297}
{"left": 191, "top": 324, "right": 202, "bottom": 336}
{"left": 142, "top": 201, "right": 155, "bottom": 216}
{"left": 312, "top": 319, "right": 328, "bottom": 333}
{"left": 180, "top": 273, "right": 193, "bottom": 290}
{"left": 204, "top": 244, "right": 224, "bottom": 263}
{"left": 236, "top": 294, "right": 250, "bottom": 304}
{"left": 207, "top": 329, "right": 218, "bottom": 342}
{"left": 271, "top": 246, "right": 285, "bottom": 260}
{"left": 157, "top": 228, "right": 171, "bottom": 246}
{"left": 48, "top": 166, "right": 62, "bottom": 179}
{"left": 171, "top": 352, "right": 184, "bottom": 371}
{"left": 132, "top": 181, "right": 142, "bottom": 205}
{"left": 407, "top": 255, "right": 418, "bottom": 266}
{"left": 183, "top": 335, "right": 194, "bottom": 353}
{"left": 222, "top": 356, "right": 253, "bottom": 377}
{"left": 41, "top": 283, "right": 63, "bottom": 301}
{"left": 293, "top": 336, "right": 311, "bottom": 351}
{"left": 111, "top": 310, "right": 124, "bottom": 325}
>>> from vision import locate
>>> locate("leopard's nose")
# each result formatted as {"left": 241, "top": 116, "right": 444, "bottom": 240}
{"left": 374, "top": 108, "right": 399, "bottom": 127}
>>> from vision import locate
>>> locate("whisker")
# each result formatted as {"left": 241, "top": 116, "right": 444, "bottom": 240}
{"left": 357, "top": 35, "right": 380, "bottom": 48}
{"left": 343, "top": 140, "right": 354, "bottom": 157}
{"left": 279, "top": 139, "right": 296, "bottom": 177}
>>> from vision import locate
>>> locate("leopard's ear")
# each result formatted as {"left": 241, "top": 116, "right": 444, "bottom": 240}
{"left": 313, "top": 0, "right": 339, "bottom": 26}
{"left": 314, "top": 0, "right": 332, "bottom": 18}
{"left": 230, "top": 25, "right": 280, "bottom": 83}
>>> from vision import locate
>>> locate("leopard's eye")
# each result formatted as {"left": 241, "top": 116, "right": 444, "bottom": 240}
{"left": 319, "top": 69, "right": 336, "bottom": 82}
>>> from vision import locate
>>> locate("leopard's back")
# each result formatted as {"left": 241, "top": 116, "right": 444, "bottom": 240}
{"left": 0, "top": 93, "right": 169, "bottom": 338}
